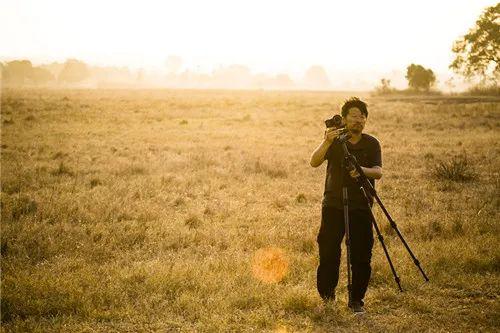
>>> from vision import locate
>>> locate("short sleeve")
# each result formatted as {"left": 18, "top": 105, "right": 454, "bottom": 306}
{"left": 369, "top": 139, "right": 382, "bottom": 168}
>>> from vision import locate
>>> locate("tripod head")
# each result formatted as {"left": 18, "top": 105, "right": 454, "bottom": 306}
{"left": 334, "top": 130, "right": 352, "bottom": 145}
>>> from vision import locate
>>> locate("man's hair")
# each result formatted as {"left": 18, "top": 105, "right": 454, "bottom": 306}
{"left": 341, "top": 97, "right": 368, "bottom": 118}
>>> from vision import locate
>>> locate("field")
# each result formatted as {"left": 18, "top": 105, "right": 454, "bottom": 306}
{"left": 1, "top": 88, "right": 499, "bottom": 332}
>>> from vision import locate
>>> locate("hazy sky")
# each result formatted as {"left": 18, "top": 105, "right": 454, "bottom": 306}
{"left": 0, "top": 0, "right": 496, "bottom": 77}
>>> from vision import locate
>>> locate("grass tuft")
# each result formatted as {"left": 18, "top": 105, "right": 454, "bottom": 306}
{"left": 50, "top": 161, "right": 74, "bottom": 177}
{"left": 89, "top": 178, "right": 102, "bottom": 188}
{"left": 185, "top": 215, "right": 202, "bottom": 229}
{"left": 295, "top": 193, "right": 307, "bottom": 203}
{"left": 10, "top": 195, "right": 38, "bottom": 221}
{"left": 432, "top": 154, "right": 476, "bottom": 182}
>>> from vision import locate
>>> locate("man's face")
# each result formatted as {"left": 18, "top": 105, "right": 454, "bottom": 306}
{"left": 344, "top": 107, "right": 366, "bottom": 134}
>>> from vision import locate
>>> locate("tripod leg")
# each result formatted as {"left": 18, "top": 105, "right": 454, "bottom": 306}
{"left": 359, "top": 187, "right": 403, "bottom": 292}
{"left": 370, "top": 210, "right": 403, "bottom": 292}
{"left": 343, "top": 187, "right": 353, "bottom": 304}
{"left": 375, "top": 196, "right": 430, "bottom": 282}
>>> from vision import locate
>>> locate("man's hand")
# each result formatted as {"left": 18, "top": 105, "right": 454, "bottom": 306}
{"left": 349, "top": 168, "right": 361, "bottom": 178}
{"left": 324, "top": 128, "right": 345, "bottom": 143}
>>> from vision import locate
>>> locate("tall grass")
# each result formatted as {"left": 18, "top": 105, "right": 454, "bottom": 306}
{"left": 1, "top": 88, "right": 499, "bottom": 332}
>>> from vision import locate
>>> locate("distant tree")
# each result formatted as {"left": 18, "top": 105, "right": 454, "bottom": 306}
{"left": 374, "top": 78, "right": 396, "bottom": 94}
{"left": 3, "top": 60, "right": 33, "bottom": 85}
{"left": 275, "top": 74, "right": 294, "bottom": 87}
{"left": 271, "top": 74, "right": 294, "bottom": 89}
{"left": 41, "top": 62, "right": 65, "bottom": 78}
{"left": 211, "top": 64, "right": 252, "bottom": 88}
{"left": 303, "top": 65, "right": 330, "bottom": 89}
{"left": 31, "top": 67, "right": 55, "bottom": 85}
{"left": 405, "top": 64, "right": 436, "bottom": 91}
{"left": 450, "top": 4, "right": 499, "bottom": 83}
{"left": 58, "top": 59, "right": 89, "bottom": 83}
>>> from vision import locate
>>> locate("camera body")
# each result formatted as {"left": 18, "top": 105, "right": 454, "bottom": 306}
{"left": 325, "top": 114, "right": 351, "bottom": 143}
{"left": 325, "top": 114, "right": 344, "bottom": 129}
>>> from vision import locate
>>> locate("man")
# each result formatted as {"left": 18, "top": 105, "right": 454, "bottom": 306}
{"left": 309, "top": 97, "right": 382, "bottom": 314}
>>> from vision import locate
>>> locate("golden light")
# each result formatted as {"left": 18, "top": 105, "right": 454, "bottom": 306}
{"left": 251, "top": 246, "right": 289, "bottom": 284}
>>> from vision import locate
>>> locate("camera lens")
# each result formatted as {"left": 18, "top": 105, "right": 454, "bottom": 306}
{"left": 332, "top": 115, "right": 342, "bottom": 127}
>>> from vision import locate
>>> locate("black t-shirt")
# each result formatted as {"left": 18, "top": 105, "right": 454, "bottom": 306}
{"left": 322, "top": 133, "right": 382, "bottom": 210}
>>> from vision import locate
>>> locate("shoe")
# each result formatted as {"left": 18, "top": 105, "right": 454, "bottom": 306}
{"left": 349, "top": 301, "right": 365, "bottom": 314}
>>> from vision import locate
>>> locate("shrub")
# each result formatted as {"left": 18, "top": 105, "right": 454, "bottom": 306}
{"left": 432, "top": 154, "right": 476, "bottom": 182}
{"left": 464, "top": 83, "right": 500, "bottom": 96}
{"left": 374, "top": 78, "right": 397, "bottom": 95}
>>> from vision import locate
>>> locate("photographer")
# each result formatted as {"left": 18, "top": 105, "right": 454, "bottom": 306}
{"left": 309, "top": 97, "right": 382, "bottom": 314}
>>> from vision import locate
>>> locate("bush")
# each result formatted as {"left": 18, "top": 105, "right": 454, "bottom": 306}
{"left": 374, "top": 78, "right": 397, "bottom": 95}
{"left": 463, "top": 83, "right": 500, "bottom": 96}
{"left": 432, "top": 154, "right": 476, "bottom": 182}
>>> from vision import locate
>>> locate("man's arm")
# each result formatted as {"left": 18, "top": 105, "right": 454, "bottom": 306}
{"left": 349, "top": 166, "right": 383, "bottom": 179}
{"left": 309, "top": 128, "right": 344, "bottom": 167}
{"left": 361, "top": 166, "right": 383, "bottom": 179}
{"left": 350, "top": 139, "right": 383, "bottom": 179}
{"left": 309, "top": 140, "right": 331, "bottom": 167}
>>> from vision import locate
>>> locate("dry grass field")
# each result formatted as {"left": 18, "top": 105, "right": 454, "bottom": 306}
{"left": 1, "top": 88, "right": 499, "bottom": 332}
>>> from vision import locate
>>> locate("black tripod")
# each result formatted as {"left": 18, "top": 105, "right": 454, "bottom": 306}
{"left": 340, "top": 156, "right": 353, "bottom": 304}
{"left": 340, "top": 141, "right": 429, "bottom": 300}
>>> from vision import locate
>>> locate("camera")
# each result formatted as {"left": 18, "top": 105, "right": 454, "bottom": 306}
{"left": 325, "top": 114, "right": 351, "bottom": 143}
{"left": 325, "top": 114, "right": 344, "bottom": 129}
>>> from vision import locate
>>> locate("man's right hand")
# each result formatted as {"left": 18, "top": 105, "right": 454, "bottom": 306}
{"left": 311, "top": 130, "right": 342, "bottom": 167}
{"left": 324, "top": 128, "right": 345, "bottom": 143}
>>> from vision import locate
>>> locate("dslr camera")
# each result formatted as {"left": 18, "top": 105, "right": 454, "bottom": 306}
{"left": 324, "top": 114, "right": 351, "bottom": 143}
{"left": 324, "top": 114, "right": 344, "bottom": 129}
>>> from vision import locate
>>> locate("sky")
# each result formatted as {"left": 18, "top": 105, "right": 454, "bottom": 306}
{"left": 0, "top": 0, "right": 497, "bottom": 88}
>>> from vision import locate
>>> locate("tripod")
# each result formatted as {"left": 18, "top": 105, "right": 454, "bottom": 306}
{"left": 340, "top": 141, "right": 429, "bottom": 301}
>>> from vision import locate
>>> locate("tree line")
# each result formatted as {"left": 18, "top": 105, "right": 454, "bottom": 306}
{"left": 1, "top": 59, "right": 91, "bottom": 86}
{"left": 0, "top": 58, "right": 333, "bottom": 90}
{"left": 2, "top": 4, "right": 497, "bottom": 92}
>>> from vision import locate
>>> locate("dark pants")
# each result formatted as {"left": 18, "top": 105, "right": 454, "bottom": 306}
{"left": 316, "top": 206, "right": 374, "bottom": 303}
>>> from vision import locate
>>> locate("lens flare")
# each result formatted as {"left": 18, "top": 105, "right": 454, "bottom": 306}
{"left": 251, "top": 246, "right": 289, "bottom": 284}
{"left": 273, "top": 325, "right": 289, "bottom": 333}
